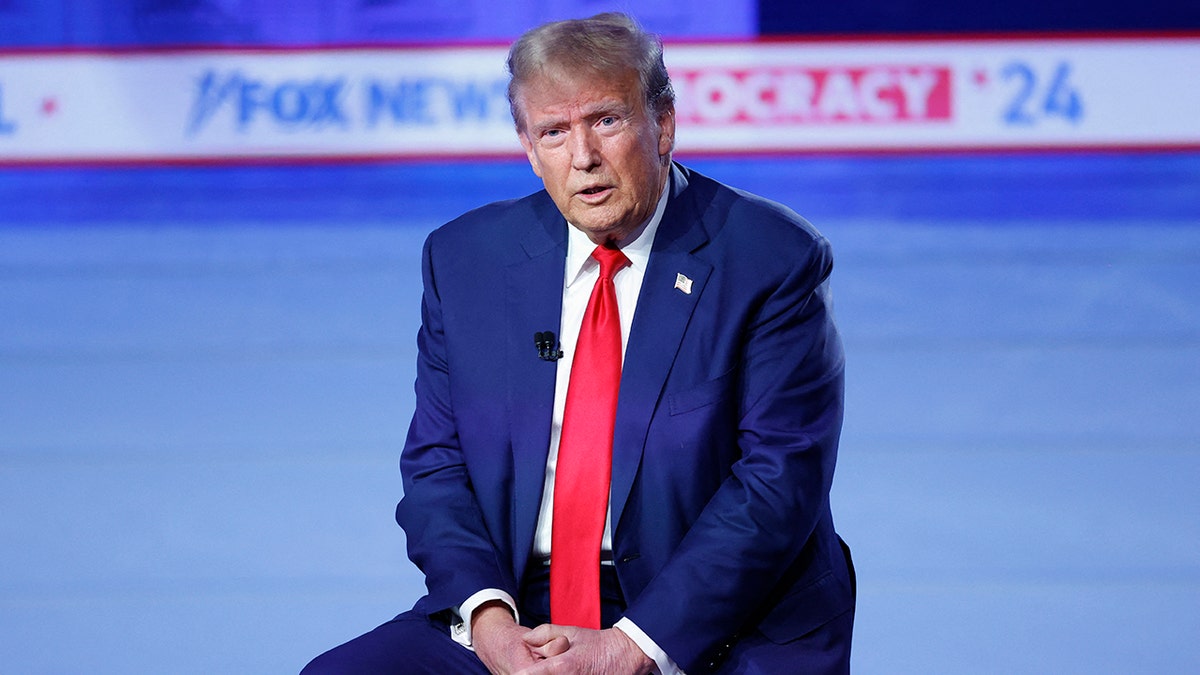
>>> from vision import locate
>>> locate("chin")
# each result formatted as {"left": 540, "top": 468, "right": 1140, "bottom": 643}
{"left": 571, "top": 222, "right": 621, "bottom": 245}
{"left": 572, "top": 215, "right": 615, "bottom": 234}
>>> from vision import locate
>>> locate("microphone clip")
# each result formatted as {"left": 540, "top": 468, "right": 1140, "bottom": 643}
{"left": 534, "top": 331, "right": 563, "bottom": 362}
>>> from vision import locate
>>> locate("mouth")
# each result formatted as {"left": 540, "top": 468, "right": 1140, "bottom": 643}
{"left": 576, "top": 185, "right": 613, "bottom": 202}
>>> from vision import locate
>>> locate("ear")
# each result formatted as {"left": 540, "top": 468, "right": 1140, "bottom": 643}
{"left": 518, "top": 131, "right": 544, "bottom": 179}
{"left": 656, "top": 105, "right": 676, "bottom": 157}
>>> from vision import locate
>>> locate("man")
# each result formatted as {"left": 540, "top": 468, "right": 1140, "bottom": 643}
{"left": 305, "top": 12, "right": 853, "bottom": 674}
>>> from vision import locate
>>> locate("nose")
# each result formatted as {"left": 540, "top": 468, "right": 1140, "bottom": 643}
{"left": 569, "top": 126, "right": 601, "bottom": 171}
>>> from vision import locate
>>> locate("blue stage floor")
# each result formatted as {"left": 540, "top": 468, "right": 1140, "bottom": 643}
{"left": 2, "top": 153, "right": 1198, "bottom": 673}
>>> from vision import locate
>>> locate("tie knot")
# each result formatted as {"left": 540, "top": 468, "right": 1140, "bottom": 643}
{"left": 591, "top": 246, "right": 630, "bottom": 280}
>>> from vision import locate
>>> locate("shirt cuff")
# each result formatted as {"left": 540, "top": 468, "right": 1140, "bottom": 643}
{"left": 613, "top": 617, "right": 685, "bottom": 675}
{"left": 451, "top": 589, "right": 520, "bottom": 650}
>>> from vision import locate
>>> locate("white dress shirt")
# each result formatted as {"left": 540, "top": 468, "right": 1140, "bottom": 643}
{"left": 532, "top": 188, "right": 663, "bottom": 559}
{"left": 453, "top": 181, "right": 684, "bottom": 675}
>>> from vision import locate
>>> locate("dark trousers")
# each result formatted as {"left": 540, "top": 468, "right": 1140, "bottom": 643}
{"left": 301, "top": 562, "right": 853, "bottom": 674}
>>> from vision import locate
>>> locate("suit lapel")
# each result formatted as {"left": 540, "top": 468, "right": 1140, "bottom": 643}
{"left": 610, "top": 166, "right": 713, "bottom": 532}
{"left": 506, "top": 201, "right": 567, "bottom": 574}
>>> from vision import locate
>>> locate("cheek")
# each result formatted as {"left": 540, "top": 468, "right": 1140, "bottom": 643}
{"left": 531, "top": 152, "right": 568, "bottom": 189}
{"left": 611, "top": 141, "right": 652, "bottom": 180}
{"left": 624, "top": 145, "right": 661, "bottom": 185}
{"left": 542, "top": 163, "right": 571, "bottom": 193}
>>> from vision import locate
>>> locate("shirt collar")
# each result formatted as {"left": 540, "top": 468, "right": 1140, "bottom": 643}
{"left": 564, "top": 177, "right": 670, "bottom": 288}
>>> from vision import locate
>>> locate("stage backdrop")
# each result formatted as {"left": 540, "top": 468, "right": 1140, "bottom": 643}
{"left": 2, "top": 35, "right": 1198, "bottom": 163}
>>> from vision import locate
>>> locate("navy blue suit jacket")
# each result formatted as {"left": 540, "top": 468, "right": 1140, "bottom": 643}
{"left": 396, "top": 163, "right": 853, "bottom": 672}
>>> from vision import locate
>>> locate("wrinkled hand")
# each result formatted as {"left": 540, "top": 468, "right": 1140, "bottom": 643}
{"left": 516, "top": 624, "right": 654, "bottom": 675}
{"left": 472, "top": 602, "right": 541, "bottom": 675}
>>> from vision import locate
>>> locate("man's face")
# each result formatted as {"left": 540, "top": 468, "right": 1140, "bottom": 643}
{"left": 516, "top": 69, "right": 675, "bottom": 246}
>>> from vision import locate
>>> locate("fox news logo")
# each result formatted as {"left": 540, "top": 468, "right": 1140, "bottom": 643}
{"left": 186, "top": 69, "right": 509, "bottom": 135}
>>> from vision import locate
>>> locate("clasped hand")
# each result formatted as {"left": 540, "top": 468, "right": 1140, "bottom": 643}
{"left": 472, "top": 604, "right": 654, "bottom": 675}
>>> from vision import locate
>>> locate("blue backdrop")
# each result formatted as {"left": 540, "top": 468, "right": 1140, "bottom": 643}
{"left": 2, "top": 152, "right": 1199, "bottom": 672}
{"left": 4, "top": 0, "right": 1198, "bottom": 47}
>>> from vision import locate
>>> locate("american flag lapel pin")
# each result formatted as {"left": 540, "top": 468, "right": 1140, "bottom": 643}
{"left": 674, "top": 272, "right": 693, "bottom": 295}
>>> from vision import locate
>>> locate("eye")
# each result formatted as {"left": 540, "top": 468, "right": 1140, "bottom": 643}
{"left": 538, "top": 128, "right": 567, "bottom": 145}
{"left": 599, "top": 116, "right": 617, "bottom": 127}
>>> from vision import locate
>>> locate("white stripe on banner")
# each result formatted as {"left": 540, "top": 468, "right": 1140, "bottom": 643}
{"left": 0, "top": 37, "right": 1197, "bottom": 162}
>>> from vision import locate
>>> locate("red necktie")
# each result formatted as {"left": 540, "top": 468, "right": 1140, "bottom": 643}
{"left": 550, "top": 245, "right": 630, "bottom": 628}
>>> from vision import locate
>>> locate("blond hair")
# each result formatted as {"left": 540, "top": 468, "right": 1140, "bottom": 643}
{"left": 506, "top": 12, "right": 675, "bottom": 131}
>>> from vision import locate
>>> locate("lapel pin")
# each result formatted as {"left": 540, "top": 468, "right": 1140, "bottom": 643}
{"left": 674, "top": 272, "right": 693, "bottom": 295}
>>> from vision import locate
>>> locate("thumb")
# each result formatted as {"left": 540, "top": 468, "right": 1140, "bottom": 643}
{"left": 522, "top": 623, "right": 564, "bottom": 647}
{"left": 523, "top": 624, "right": 572, "bottom": 658}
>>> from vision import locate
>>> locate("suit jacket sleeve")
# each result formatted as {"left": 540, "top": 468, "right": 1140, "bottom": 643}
{"left": 621, "top": 218, "right": 847, "bottom": 671}
{"left": 394, "top": 232, "right": 518, "bottom": 616}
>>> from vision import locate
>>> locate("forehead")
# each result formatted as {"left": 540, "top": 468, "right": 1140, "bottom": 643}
{"left": 516, "top": 68, "right": 642, "bottom": 120}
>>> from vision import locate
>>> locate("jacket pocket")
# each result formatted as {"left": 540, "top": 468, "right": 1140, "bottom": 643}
{"left": 667, "top": 369, "right": 735, "bottom": 416}
{"left": 757, "top": 569, "right": 854, "bottom": 644}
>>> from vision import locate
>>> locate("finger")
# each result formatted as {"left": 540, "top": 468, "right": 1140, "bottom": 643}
{"left": 521, "top": 623, "right": 564, "bottom": 646}
{"left": 529, "top": 635, "right": 570, "bottom": 659}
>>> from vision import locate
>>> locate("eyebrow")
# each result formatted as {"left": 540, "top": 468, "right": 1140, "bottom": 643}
{"left": 581, "top": 99, "right": 633, "bottom": 119}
